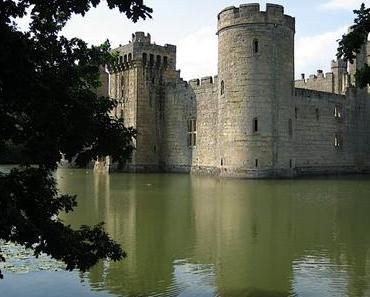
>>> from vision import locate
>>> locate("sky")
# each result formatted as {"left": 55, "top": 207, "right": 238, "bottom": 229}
{"left": 18, "top": 0, "right": 370, "bottom": 80}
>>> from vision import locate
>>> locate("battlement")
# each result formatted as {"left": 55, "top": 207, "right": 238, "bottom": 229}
{"left": 108, "top": 33, "right": 177, "bottom": 72}
{"left": 132, "top": 32, "right": 151, "bottom": 44}
{"left": 300, "top": 70, "right": 334, "bottom": 81}
{"left": 188, "top": 76, "right": 218, "bottom": 88}
{"left": 217, "top": 3, "right": 295, "bottom": 34}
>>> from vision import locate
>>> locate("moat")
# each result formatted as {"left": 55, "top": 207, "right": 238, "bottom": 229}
{"left": 2, "top": 168, "right": 370, "bottom": 297}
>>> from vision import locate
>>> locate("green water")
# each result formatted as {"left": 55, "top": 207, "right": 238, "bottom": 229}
{"left": 2, "top": 169, "right": 370, "bottom": 297}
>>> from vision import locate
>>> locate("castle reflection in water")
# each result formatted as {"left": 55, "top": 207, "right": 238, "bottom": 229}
{"left": 58, "top": 169, "right": 370, "bottom": 297}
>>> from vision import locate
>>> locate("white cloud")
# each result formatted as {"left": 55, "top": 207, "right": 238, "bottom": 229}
{"left": 176, "top": 26, "right": 218, "bottom": 81}
{"left": 319, "top": 0, "right": 370, "bottom": 10}
{"left": 295, "top": 26, "right": 348, "bottom": 79}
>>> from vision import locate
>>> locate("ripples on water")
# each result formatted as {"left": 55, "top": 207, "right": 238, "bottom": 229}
{"left": 1, "top": 169, "right": 370, "bottom": 297}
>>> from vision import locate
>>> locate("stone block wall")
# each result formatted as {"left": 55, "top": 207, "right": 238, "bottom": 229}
{"left": 293, "top": 88, "right": 370, "bottom": 175}
{"left": 188, "top": 76, "right": 219, "bottom": 175}
{"left": 160, "top": 76, "right": 194, "bottom": 172}
{"left": 295, "top": 71, "right": 335, "bottom": 93}
{"left": 295, "top": 60, "right": 349, "bottom": 94}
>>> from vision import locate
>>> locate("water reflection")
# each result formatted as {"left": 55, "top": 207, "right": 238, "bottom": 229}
{"left": 57, "top": 170, "right": 370, "bottom": 297}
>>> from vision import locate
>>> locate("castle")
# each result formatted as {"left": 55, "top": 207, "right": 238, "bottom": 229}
{"left": 102, "top": 3, "right": 370, "bottom": 178}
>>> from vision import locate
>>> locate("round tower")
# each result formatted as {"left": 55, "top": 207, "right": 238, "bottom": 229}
{"left": 217, "top": 3, "right": 295, "bottom": 178}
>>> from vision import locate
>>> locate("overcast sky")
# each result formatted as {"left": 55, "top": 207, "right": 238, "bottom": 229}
{"left": 19, "top": 0, "right": 370, "bottom": 80}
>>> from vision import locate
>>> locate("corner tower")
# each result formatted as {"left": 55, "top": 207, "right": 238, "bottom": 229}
{"left": 108, "top": 32, "right": 177, "bottom": 171}
{"left": 217, "top": 3, "right": 295, "bottom": 177}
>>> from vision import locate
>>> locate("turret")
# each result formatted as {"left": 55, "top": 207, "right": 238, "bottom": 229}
{"left": 217, "top": 3, "right": 295, "bottom": 177}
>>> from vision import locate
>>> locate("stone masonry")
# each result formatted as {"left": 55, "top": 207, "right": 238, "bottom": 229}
{"left": 105, "top": 3, "right": 370, "bottom": 178}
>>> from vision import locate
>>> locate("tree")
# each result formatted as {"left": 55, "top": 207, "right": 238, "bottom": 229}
{"left": 0, "top": 0, "right": 152, "bottom": 279}
{"left": 337, "top": 3, "right": 370, "bottom": 88}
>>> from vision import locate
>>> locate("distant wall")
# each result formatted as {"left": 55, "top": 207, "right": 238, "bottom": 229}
{"left": 292, "top": 88, "right": 369, "bottom": 175}
{"left": 295, "top": 71, "right": 334, "bottom": 93}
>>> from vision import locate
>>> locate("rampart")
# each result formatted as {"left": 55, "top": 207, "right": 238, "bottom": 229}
{"left": 217, "top": 3, "right": 295, "bottom": 34}
{"left": 295, "top": 59, "right": 349, "bottom": 94}
{"left": 109, "top": 32, "right": 177, "bottom": 73}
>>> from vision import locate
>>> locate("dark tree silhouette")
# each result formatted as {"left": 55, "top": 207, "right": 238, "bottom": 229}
{"left": 0, "top": 0, "right": 152, "bottom": 279}
{"left": 337, "top": 3, "right": 370, "bottom": 88}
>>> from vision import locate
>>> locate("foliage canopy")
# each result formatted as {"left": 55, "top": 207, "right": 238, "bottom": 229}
{"left": 0, "top": 0, "right": 152, "bottom": 279}
{"left": 337, "top": 3, "right": 370, "bottom": 88}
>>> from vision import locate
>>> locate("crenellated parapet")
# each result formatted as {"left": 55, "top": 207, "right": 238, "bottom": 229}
{"left": 295, "top": 59, "right": 350, "bottom": 94}
{"left": 108, "top": 32, "right": 177, "bottom": 74}
{"left": 217, "top": 3, "right": 295, "bottom": 34}
{"left": 188, "top": 76, "right": 219, "bottom": 89}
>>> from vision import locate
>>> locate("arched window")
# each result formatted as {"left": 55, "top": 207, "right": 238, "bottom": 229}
{"left": 119, "top": 56, "right": 123, "bottom": 64}
{"left": 163, "top": 56, "right": 168, "bottom": 67}
{"left": 288, "top": 119, "right": 293, "bottom": 137}
{"left": 156, "top": 55, "right": 161, "bottom": 65}
{"left": 124, "top": 55, "right": 127, "bottom": 63}
{"left": 221, "top": 80, "right": 225, "bottom": 95}
{"left": 128, "top": 53, "right": 132, "bottom": 62}
{"left": 253, "top": 39, "right": 259, "bottom": 53}
{"left": 150, "top": 54, "right": 154, "bottom": 66}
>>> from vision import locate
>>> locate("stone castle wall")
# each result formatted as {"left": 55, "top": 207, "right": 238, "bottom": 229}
{"left": 102, "top": 3, "right": 370, "bottom": 178}
{"left": 188, "top": 76, "right": 219, "bottom": 175}
{"left": 293, "top": 88, "right": 370, "bottom": 174}
{"left": 295, "top": 71, "right": 335, "bottom": 93}
{"left": 295, "top": 60, "right": 349, "bottom": 94}
{"left": 160, "top": 75, "right": 194, "bottom": 172}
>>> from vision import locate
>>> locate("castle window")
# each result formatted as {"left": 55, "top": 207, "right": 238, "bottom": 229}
{"left": 289, "top": 159, "right": 293, "bottom": 168}
{"left": 142, "top": 53, "right": 147, "bottom": 64}
{"left": 164, "top": 56, "right": 168, "bottom": 67}
{"left": 288, "top": 119, "right": 293, "bottom": 137}
{"left": 253, "top": 39, "right": 259, "bottom": 54}
{"left": 124, "top": 55, "right": 127, "bottom": 63}
{"left": 150, "top": 54, "right": 154, "bottom": 66}
{"left": 334, "top": 105, "right": 342, "bottom": 119}
{"left": 295, "top": 107, "right": 298, "bottom": 119}
{"left": 221, "top": 80, "right": 225, "bottom": 95}
{"left": 156, "top": 55, "right": 161, "bottom": 65}
{"left": 128, "top": 53, "right": 132, "bottom": 62}
{"left": 253, "top": 117, "right": 258, "bottom": 133}
{"left": 187, "top": 119, "right": 197, "bottom": 147}
{"left": 334, "top": 133, "right": 343, "bottom": 149}
{"left": 255, "top": 159, "right": 259, "bottom": 168}
{"left": 221, "top": 158, "right": 224, "bottom": 166}
{"left": 316, "top": 108, "right": 320, "bottom": 120}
